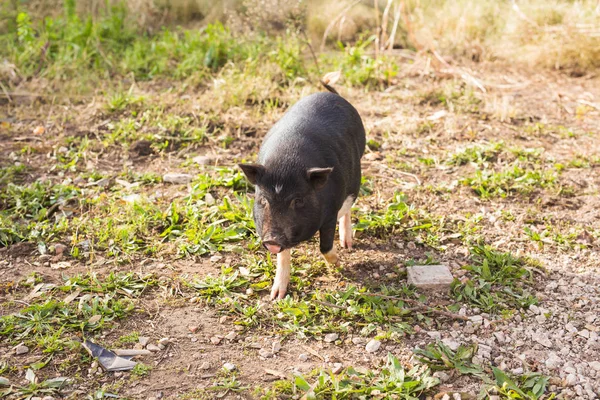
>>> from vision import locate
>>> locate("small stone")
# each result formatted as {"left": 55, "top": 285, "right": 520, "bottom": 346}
{"left": 589, "top": 361, "right": 600, "bottom": 372}
{"left": 532, "top": 332, "right": 553, "bottom": 348}
{"left": 210, "top": 336, "right": 222, "bottom": 345}
{"left": 259, "top": 348, "right": 274, "bottom": 358}
{"left": 441, "top": 338, "right": 460, "bottom": 351}
{"left": 158, "top": 338, "right": 170, "bottom": 346}
{"left": 139, "top": 336, "right": 150, "bottom": 346}
{"left": 188, "top": 326, "right": 199, "bottom": 333}
{"left": 42, "top": 397, "right": 56, "bottom": 400}
{"left": 426, "top": 330, "right": 441, "bottom": 340}
{"left": 351, "top": 337, "right": 364, "bottom": 345}
{"left": 433, "top": 371, "right": 450, "bottom": 382}
{"left": 223, "top": 362, "right": 236, "bottom": 372}
{"left": 219, "top": 316, "right": 228, "bottom": 324}
{"left": 545, "top": 352, "right": 562, "bottom": 369}
{"left": 272, "top": 341, "right": 282, "bottom": 353}
{"left": 565, "top": 374, "right": 577, "bottom": 387}
{"left": 332, "top": 363, "right": 343, "bottom": 374}
{"left": 577, "top": 330, "right": 590, "bottom": 339}
{"left": 493, "top": 332, "right": 506, "bottom": 344}
{"left": 193, "top": 155, "right": 215, "bottom": 165}
{"left": 512, "top": 367, "right": 524, "bottom": 375}
{"left": 15, "top": 345, "right": 29, "bottom": 355}
{"left": 298, "top": 353, "right": 309, "bottom": 361}
{"left": 199, "top": 362, "right": 210, "bottom": 370}
{"left": 163, "top": 173, "right": 193, "bottom": 184}
{"left": 204, "top": 193, "right": 215, "bottom": 205}
{"left": 365, "top": 339, "right": 381, "bottom": 353}
{"left": 147, "top": 344, "right": 161, "bottom": 352}
{"left": 407, "top": 242, "right": 417, "bottom": 250}
{"left": 210, "top": 255, "right": 223, "bottom": 263}
{"left": 324, "top": 333, "right": 339, "bottom": 343}
{"left": 406, "top": 265, "right": 453, "bottom": 290}
{"left": 224, "top": 331, "right": 237, "bottom": 341}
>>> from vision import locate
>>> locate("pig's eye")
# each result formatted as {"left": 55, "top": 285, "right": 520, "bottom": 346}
{"left": 291, "top": 198, "right": 304, "bottom": 209}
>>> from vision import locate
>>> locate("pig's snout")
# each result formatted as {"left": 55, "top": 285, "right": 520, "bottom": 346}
{"left": 263, "top": 240, "right": 282, "bottom": 254}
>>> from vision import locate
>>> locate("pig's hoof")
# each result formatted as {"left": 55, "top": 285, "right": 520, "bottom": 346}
{"left": 322, "top": 249, "right": 339, "bottom": 266}
{"left": 339, "top": 237, "right": 353, "bottom": 250}
{"left": 270, "top": 280, "right": 289, "bottom": 300}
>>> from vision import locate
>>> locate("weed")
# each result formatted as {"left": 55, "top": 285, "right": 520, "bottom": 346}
{"left": 488, "top": 367, "right": 555, "bottom": 400}
{"left": 452, "top": 246, "right": 537, "bottom": 313}
{"left": 448, "top": 142, "right": 504, "bottom": 166}
{"left": 414, "top": 341, "right": 486, "bottom": 379}
{"left": 131, "top": 363, "right": 152, "bottom": 378}
{"left": 294, "top": 353, "right": 439, "bottom": 399}
{"left": 462, "top": 164, "right": 557, "bottom": 198}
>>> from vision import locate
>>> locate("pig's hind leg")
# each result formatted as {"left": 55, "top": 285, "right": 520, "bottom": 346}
{"left": 270, "top": 249, "right": 291, "bottom": 300}
{"left": 337, "top": 196, "right": 354, "bottom": 249}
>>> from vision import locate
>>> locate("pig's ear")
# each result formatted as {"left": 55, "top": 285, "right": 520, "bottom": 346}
{"left": 307, "top": 167, "right": 333, "bottom": 190}
{"left": 238, "top": 163, "right": 266, "bottom": 185}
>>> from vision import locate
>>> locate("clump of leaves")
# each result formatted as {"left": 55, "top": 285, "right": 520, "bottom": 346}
{"left": 452, "top": 246, "right": 538, "bottom": 313}
{"left": 414, "top": 341, "right": 486, "bottom": 379}
{"left": 489, "top": 367, "right": 555, "bottom": 400}
{"left": 0, "top": 369, "right": 69, "bottom": 399}
{"left": 294, "top": 353, "right": 439, "bottom": 399}
{"left": 448, "top": 141, "right": 504, "bottom": 166}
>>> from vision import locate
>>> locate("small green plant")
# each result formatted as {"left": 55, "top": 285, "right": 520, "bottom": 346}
{"left": 448, "top": 141, "right": 504, "bottom": 166}
{"left": 131, "top": 363, "right": 152, "bottom": 378}
{"left": 414, "top": 341, "right": 486, "bottom": 379}
{"left": 489, "top": 367, "right": 555, "bottom": 400}
{"left": 452, "top": 246, "right": 537, "bottom": 313}
{"left": 294, "top": 353, "right": 439, "bottom": 399}
{"left": 461, "top": 164, "right": 557, "bottom": 198}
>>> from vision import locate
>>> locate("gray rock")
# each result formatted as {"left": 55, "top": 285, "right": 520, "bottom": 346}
{"left": 351, "top": 337, "right": 364, "bottom": 345}
{"left": 531, "top": 332, "right": 553, "bottom": 348}
{"left": 139, "top": 337, "right": 150, "bottom": 346}
{"left": 223, "top": 362, "right": 236, "bottom": 372}
{"left": 147, "top": 344, "right": 161, "bottom": 352}
{"left": 163, "top": 173, "right": 193, "bottom": 184}
{"left": 442, "top": 338, "right": 460, "bottom": 351}
{"left": 259, "top": 348, "right": 274, "bottom": 358}
{"left": 272, "top": 341, "right": 282, "bottom": 353}
{"left": 427, "top": 331, "right": 442, "bottom": 340}
{"left": 332, "top": 363, "right": 343, "bottom": 374}
{"left": 545, "top": 352, "right": 562, "bottom": 369}
{"left": 589, "top": 361, "right": 600, "bottom": 372}
{"left": 15, "top": 345, "right": 29, "bottom": 355}
{"left": 224, "top": 331, "right": 237, "bottom": 341}
{"left": 298, "top": 353, "right": 308, "bottom": 361}
{"left": 406, "top": 265, "right": 453, "bottom": 290}
{"left": 565, "top": 374, "right": 577, "bottom": 386}
{"left": 324, "top": 333, "right": 339, "bottom": 343}
{"left": 365, "top": 339, "right": 381, "bottom": 353}
{"left": 433, "top": 371, "right": 450, "bottom": 382}
{"left": 199, "top": 362, "right": 210, "bottom": 370}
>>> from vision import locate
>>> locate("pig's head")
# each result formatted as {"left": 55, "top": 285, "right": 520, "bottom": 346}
{"left": 238, "top": 163, "right": 332, "bottom": 254}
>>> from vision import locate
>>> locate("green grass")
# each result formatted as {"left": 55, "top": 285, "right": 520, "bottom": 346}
{"left": 448, "top": 141, "right": 504, "bottom": 166}
{"left": 414, "top": 341, "right": 486, "bottom": 379}
{"left": 461, "top": 164, "right": 557, "bottom": 199}
{"left": 452, "top": 246, "right": 538, "bottom": 314}
{"left": 294, "top": 353, "right": 439, "bottom": 399}
{"left": 0, "top": 272, "right": 156, "bottom": 353}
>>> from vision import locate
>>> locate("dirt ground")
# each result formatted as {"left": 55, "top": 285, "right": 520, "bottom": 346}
{"left": 1, "top": 62, "right": 600, "bottom": 399}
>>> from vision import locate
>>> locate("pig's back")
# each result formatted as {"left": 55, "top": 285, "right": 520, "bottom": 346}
{"left": 258, "top": 92, "right": 365, "bottom": 200}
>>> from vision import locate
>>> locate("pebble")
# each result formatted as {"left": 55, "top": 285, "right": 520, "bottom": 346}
{"left": 545, "top": 352, "right": 562, "bottom": 369}
{"left": 351, "top": 337, "right": 364, "bottom": 345}
{"left": 512, "top": 367, "right": 524, "bottom": 375}
{"left": 259, "top": 348, "right": 274, "bottom": 358}
{"left": 223, "top": 362, "right": 236, "bottom": 372}
{"left": 332, "top": 363, "right": 343, "bottom": 374}
{"left": 199, "top": 362, "right": 210, "bottom": 370}
{"left": 433, "top": 371, "right": 450, "bottom": 382}
{"left": 146, "top": 344, "right": 161, "bottom": 352}
{"left": 42, "top": 397, "right": 56, "bottom": 400}
{"left": 272, "top": 341, "right": 282, "bottom": 353}
{"left": 298, "top": 353, "right": 308, "bottom": 361}
{"left": 158, "top": 338, "right": 170, "bottom": 346}
{"left": 163, "top": 173, "right": 193, "bottom": 184}
{"left": 15, "top": 345, "right": 29, "bottom": 355}
{"left": 224, "top": 331, "right": 237, "bottom": 341}
{"left": 589, "top": 361, "right": 600, "bottom": 371}
{"left": 210, "top": 336, "right": 222, "bottom": 345}
{"left": 531, "top": 332, "right": 553, "bottom": 348}
{"left": 188, "top": 326, "right": 199, "bottom": 334}
{"left": 565, "top": 374, "right": 577, "bottom": 386}
{"left": 427, "top": 331, "right": 441, "bottom": 340}
{"left": 442, "top": 338, "right": 460, "bottom": 351}
{"left": 324, "top": 333, "right": 339, "bottom": 343}
{"left": 365, "top": 339, "right": 381, "bottom": 353}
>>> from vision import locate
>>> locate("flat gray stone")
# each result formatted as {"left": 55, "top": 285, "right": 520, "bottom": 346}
{"left": 163, "top": 173, "right": 193, "bottom": 184}
{"left": 407, "top": 265, "right": 454, "bottom": 290}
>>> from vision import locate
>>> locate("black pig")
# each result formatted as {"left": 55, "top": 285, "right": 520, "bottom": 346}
{"left": 239, "top": 77, "right": 365, "bottom": 299}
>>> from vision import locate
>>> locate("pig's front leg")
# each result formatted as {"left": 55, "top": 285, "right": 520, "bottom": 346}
{"left": 319, "top": 220, "right": 339, "bottom": 266}
{"left": 270, "top": 249, "right": 291, "bottom": 300}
